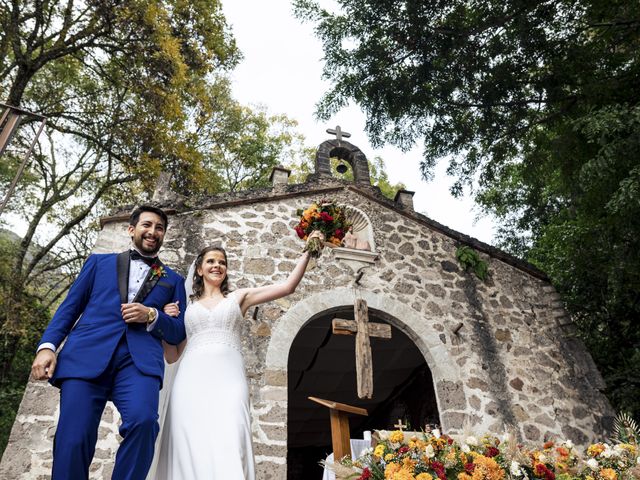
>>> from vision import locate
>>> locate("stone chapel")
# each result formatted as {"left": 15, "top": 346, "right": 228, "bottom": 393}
{"left": 0, "top": 131, "right": 614, "bottom": 479}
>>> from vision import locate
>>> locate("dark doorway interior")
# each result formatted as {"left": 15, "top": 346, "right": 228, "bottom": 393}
{"left": 286, "top": 307, "right": 440, "bottom": 479}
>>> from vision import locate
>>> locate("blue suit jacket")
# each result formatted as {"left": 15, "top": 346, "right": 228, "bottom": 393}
{"left": 39, "top": 252, "right": 187, "bottom": 387}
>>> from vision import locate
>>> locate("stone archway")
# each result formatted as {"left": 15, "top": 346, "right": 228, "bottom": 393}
{"left": 260, "top": 288, "right": 463, "bottom": 478}
{"left": 265, "top": 288, "right": 460, "bottom": 388}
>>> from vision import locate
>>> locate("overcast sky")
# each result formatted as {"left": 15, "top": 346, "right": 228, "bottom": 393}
{"left": 221, "top": 0, "right": 497, "bottom": 245}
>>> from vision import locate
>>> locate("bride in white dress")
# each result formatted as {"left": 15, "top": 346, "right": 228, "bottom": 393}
{"left": 151, "top": 233, "right": 323, "bottom": 480}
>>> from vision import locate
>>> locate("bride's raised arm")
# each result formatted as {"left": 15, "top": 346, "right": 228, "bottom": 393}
{"left": 235, "top": 231, "right": 323, "bottom": 316}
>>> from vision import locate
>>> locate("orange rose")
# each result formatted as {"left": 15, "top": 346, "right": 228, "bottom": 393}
{"left": 600, "top": 468, "right": 617, "bottom": 480}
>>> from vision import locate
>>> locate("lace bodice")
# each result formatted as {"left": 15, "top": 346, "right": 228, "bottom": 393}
{"left": 184, "top": 293, "right": 244, "bottom": 352}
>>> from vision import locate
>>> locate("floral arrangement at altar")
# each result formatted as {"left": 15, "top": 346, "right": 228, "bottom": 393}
{"left": 294, "top": 200, "right": 351, "bottom": 257}
{"left": 326, "top": 427, "right": 640, "bottom": 480}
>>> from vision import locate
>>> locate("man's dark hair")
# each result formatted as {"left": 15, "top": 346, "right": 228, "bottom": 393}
{"left": 129, "top": 205, "right": 169, "bottom": 228}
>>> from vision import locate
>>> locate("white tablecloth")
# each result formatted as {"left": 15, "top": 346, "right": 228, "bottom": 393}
{"left": 322, "top": 439, "right": 371, "bottom": 480}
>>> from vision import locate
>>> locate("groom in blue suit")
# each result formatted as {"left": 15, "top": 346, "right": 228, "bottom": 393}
{"left": 31, "top": 205, "right": 186, "bottom": 480}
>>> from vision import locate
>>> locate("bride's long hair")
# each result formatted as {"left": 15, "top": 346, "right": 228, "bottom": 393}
{"left": 189, "top": 246, "right": 230, "bottom": 301}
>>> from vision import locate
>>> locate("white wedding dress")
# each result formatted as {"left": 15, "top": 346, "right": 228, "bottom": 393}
{"left": 152, "top": 293, "right": 255, "bottom": 479}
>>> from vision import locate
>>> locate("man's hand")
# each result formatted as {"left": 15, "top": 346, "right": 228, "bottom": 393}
{"left": 32, "top": 349, "right": 57, "bottom": 380}
{"left": 121, "top": 303, "right": 151, "bottom": 324}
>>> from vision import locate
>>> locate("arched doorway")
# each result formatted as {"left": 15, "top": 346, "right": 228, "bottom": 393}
{"left": 286, "top": 306, "right": 440, "bottom": 479}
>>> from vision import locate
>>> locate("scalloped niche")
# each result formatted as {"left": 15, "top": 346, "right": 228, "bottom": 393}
{"left": 332, "top": 205, "right": 378, "bottom": 264}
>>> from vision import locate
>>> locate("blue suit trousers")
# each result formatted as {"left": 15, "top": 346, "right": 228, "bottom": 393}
{"left": 52, "top": 334, "right": 160, "bottom": 480}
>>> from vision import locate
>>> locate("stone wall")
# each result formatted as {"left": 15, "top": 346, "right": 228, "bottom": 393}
{"left": 0, "top": 180, "right": 613, "bottom": 479}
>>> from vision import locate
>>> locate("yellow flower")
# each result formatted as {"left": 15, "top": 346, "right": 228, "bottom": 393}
{"left": 385, "top": 453, "right": 395, "bottom": 462}
{"left": 458, "top": 474, "right": 473, "bottom": 480}
{"left": 471, "top": 455, "right": 505, "bottom": 480}
{"left": 390, "top": 430, "right": 405, "bottom": 443}
{"left": 416, "top": 474, "right": 433, "bottom": 480}
{"left": 385, "top": 463, "right": 402, "bottom": 479}
{"left": 587, "top": 444, "right": 605, "bottom": 457}
{"left": 600, "top": 468, "right": 617, "bottom": 480}
{"left": 618, "top": 443, "right": 637, "bottom": 456}
{"left": 409, "top": 439, "right": 427, "bottom": 450}
{"left": 402, "top": 456, "right": 416, "bottom": 472}
{"left": 393, "top": 470, "right": 415, "bottom": 480}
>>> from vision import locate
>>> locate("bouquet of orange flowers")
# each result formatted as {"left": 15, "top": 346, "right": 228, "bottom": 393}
{"left": 294, "top": 201, "right": 350, "bottom": 258}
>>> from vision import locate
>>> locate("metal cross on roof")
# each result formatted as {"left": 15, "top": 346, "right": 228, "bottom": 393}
{"left": 326, "top": 125, "right": 351, "bottom": 141}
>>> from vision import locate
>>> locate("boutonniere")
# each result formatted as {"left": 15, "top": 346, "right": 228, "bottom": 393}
{"left": 149, "top": 264, "right": 167, "bottom": 280}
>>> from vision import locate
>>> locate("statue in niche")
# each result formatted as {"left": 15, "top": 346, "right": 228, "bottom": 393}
{"left": 342, "top": 225, "right": 371, "bottom": 251}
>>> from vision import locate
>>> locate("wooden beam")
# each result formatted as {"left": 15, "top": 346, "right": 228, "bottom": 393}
{"left": 332, "top": 318, "right": 392, "bottom": 338}
{"left": 355, "top": 298, "right": 373, "bottom": 399}
{"left": 330, "top": 409, "right": 352, "bottom": 460}
{"left": 308, "top": 396, "right": 368, "bottom": 416}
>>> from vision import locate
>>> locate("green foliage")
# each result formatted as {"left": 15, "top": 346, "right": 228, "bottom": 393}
{"left": 455, "top": 246, "right": 488, "bottom": 281}
{"left": 1, "top": 0, "right": 240, "bottom": 188}
{"left": 0, "top": 235, "right": 50, "bottom": 453}
{"left": 193, "top": 100, "right": 307, "bottom": 194}
{"left": 297, "top": 0, "right": 640, "bottom": 417}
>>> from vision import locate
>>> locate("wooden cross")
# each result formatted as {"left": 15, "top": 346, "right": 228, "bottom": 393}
{"left": 332, "top": 298, "right": 391, "bottom": 399}
{"left": 394, "top": 419, "right": 408, "bottom": 431}
{"left": 326, "top": 125, "right": 351, "bottom": 141}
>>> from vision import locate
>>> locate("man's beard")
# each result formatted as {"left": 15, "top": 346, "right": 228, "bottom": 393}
{"left": 134, "top": 234, "right": 162, "bottom": 255}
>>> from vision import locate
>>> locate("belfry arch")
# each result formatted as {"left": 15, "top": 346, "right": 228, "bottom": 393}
{"left": 314, "top": 137, "right": 372, "bottom": 185}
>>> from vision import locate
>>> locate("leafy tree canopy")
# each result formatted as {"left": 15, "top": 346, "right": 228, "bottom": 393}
{"left": 1, "top": 0, "right": 240, "bottom": 185}
{"left": 295, "top": 0, "right": 640, "bottom": 417}
{"left": 294, "top": 0, "right": 639, "bottom": 192}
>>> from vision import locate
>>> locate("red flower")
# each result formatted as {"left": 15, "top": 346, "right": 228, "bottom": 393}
{"left": 430, "top": 461, "right": 446, "bottom": 480}
{"left": 150, "top": 264, "right": 167, "bottom": 280}
{"left": 320, "top": 211, "right": 334, "bottom": 222}
{"left": 464, "top": 463, "right": 476, "bottom": 474}
{"left": 295, "top": 226, "right": 305, "bottom": 239}
{"left": 446, "top": 437, "right": 454, "bottom": 445}
{"left": 535, "top": 463, "right": 556, "bottom": 480}
{"left": 358, "top": 467, "right": 372, "bottom": 480}
{"left": 334, "top": 228, "right": 344, "bottom": 239}
{"left": 398, "top": 446, "right": 409, "bottom": 454}
{"left": 485, "top": 446, "right": 500, "bottom": 458}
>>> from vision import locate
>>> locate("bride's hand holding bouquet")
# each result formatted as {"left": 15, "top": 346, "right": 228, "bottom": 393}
{"left": 305, "top": 230, "right": 326, "bottom": 257}
{"left": 294, "top": 200, "right": 350, "bottom": 258}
